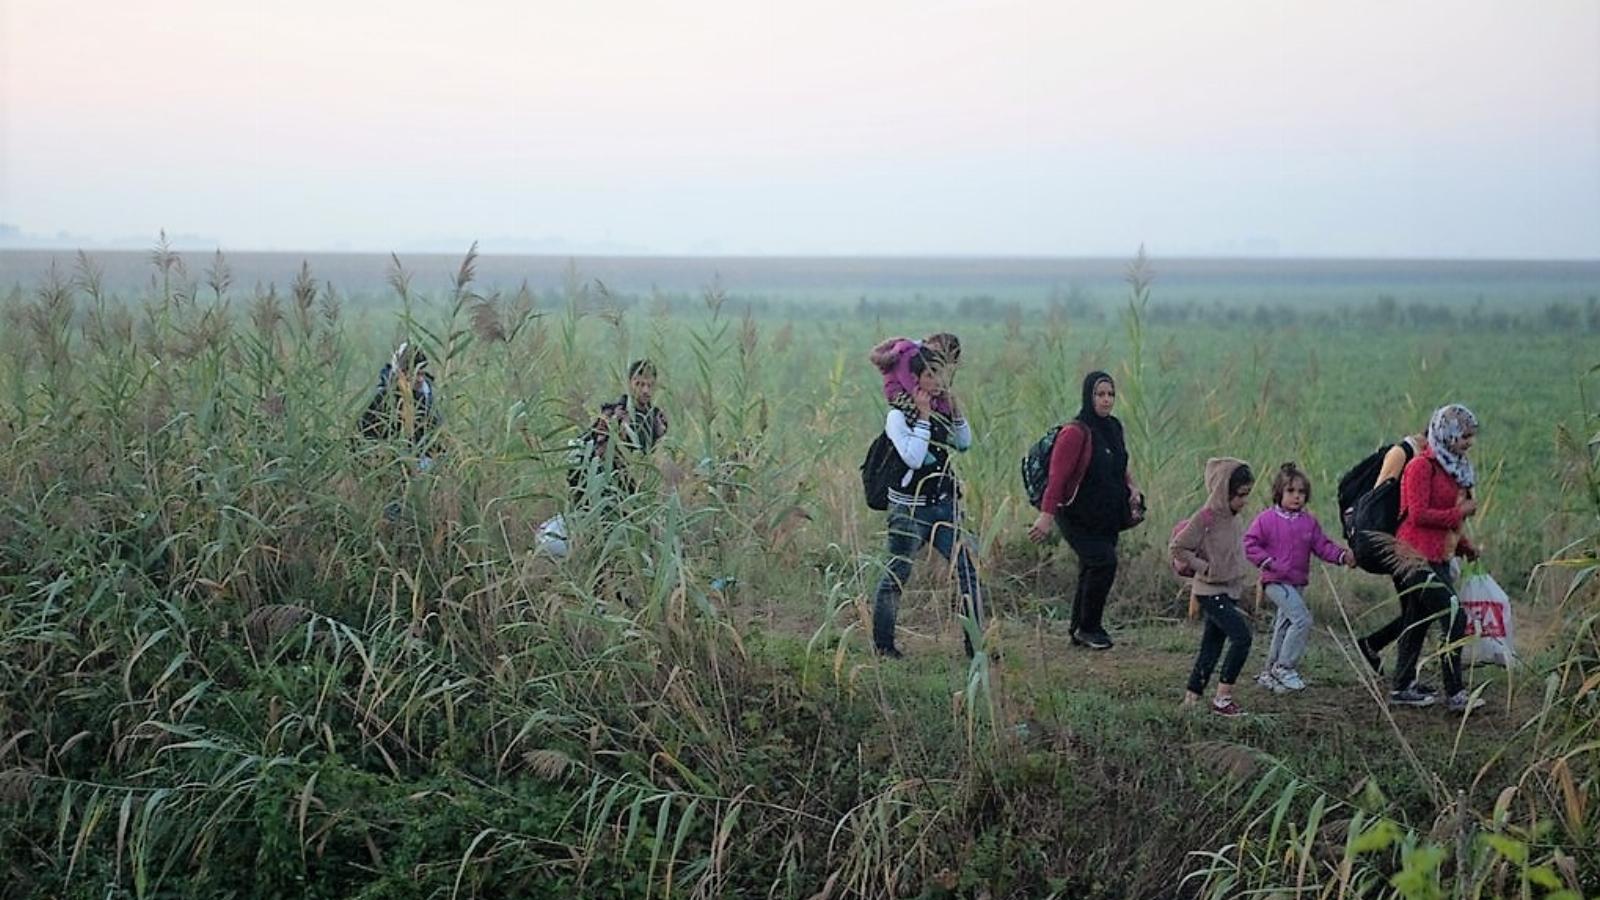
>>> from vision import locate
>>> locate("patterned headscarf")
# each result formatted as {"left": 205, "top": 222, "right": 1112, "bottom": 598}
{"left": 1427, "top": 404, "right": 1478, "bottom": 488}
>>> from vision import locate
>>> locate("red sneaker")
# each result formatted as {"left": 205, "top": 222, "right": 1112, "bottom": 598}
{"left": 1210, "top": 698, "right": 1245, "bottom": 717}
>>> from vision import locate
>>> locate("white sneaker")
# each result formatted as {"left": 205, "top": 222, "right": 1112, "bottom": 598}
{"left": 1255, "top": 670, "right": 1288, "bottom": 693}
{"left": 1272, "top": 667, "right": 1307, "bottom": 691}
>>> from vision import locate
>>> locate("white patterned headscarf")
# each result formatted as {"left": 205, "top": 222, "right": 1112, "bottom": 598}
{"left": 1427, "top": 404, "right": 1478, "bottom": 488}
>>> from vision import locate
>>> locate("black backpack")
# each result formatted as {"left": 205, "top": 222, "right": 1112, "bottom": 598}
{"left": 860, "top": 432, "right": 900, "bottom": 511}
{"left": 1337, "top": 440, "right": 1416, "bottom": 574}
{"left": 1348, "top": 478, "right": 1404, "bottom": 574}
{"left": 1021, "top": 424, "right": 1067, "bottom": 510}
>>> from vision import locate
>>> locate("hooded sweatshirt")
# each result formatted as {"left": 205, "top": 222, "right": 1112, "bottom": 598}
{"left": 1170, "top": 457, "right": 1251, "bottom": 598}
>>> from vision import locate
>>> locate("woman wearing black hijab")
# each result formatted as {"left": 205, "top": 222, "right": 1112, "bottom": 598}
{"left": 1027, "top": 371, "right": 1144, "bottom": 648}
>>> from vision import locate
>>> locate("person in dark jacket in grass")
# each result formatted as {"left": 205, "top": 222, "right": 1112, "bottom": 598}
{"left": 568, "top": 358, "right": 670, "bottom": 510}
{"left": 359, "top": 340, "right": 440, "bottom": 468}
{"left": 1027, "top": 371, "right": 1144, "bottom": 649}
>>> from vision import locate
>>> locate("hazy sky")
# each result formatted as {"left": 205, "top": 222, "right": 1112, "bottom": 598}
{"left": 2, "top": 0, "right": 1597, "bottom": 257}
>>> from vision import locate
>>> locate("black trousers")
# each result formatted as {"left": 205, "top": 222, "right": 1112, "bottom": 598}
{"left": 1187, "top": 594, "right": 1253, "bottom": 694}
{"left": 1362, "top": 609, "right": 1406, "bottom": 655}
{"left": 1392, "top": 563, "right": 1466, "bottom": 696}
{"left": 1057, "top": 518, "right": 1119, "bottom": 634}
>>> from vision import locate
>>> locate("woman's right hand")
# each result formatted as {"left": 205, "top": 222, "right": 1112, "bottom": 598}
{"left": 1028, "top": 511, "right": 1054, "bottom": 543}
{"left": 1458, "top": 497, "right": 1478, "bottom": 518}
{"left": 913, "top": 388, "right": 934, "bottom": 420}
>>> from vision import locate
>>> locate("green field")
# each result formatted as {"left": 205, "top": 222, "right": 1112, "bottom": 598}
{"left": 1, "top": 249, "right": 1596, "bottom": 898}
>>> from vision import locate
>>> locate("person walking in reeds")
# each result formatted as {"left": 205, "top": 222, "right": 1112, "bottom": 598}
{"left": 358, "top": 340, "right": 441, "bottom": 469}
{"left": 1026, "top": 371, "right": 1145, "bottom": 649}
{"left": 1386, "top": 404, "right": 1484, "bottom": 713}
{"left": 1172, "top": 459, "right": 1256, "bottom": 717}
{"left": 568, "top": 359, "right": 670, "bottom": 511}
{"left": 1243, "top": 463, "right": 1355, "bottom": 693}
{"left": 1354, "top": 429, "right": 1427, "bottom": 673}
{"left": 871, "top": 349, "right": 985, "bottom": 659}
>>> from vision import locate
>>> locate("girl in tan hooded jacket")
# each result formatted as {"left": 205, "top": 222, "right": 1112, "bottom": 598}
{"left": 1171, "top": 458, "right": 1256, "bottom": 716}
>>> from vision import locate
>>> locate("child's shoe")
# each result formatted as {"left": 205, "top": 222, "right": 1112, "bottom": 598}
{"left": 1272, "top": 666, "right": 1307, "bottom": 691}
{"left": 1444, "top": 690, "right": 1485, "bottom": 713}
{"left": 1254, "top": 670, "right": 1287, "bottom": 693}
{"left": 1210, "top": 697, "right": 1245, "bottom": 717}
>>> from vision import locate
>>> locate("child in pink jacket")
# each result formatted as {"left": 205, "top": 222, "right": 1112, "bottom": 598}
{"left": 1243, "top": 463, "right": 1354, "bottom": 692}
{"left": 869, "top": 333, "right": 960, "bottom": 417}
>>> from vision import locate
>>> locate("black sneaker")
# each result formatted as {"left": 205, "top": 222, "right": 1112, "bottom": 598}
{"left": 1074, "top": 629, "right": 1113, "bottom": 650}
{"left": 1356, "top": 638, "right": 1383, "bottom": 675}
{"left": 1388, "top": 686, "right": 1437, "bottom": 707}
{"left": 875, "top": 645, "right": 905, "bottom": 660}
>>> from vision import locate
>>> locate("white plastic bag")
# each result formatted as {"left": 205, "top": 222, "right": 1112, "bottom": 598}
{"left": 536, "top": 515, "right": 570, "bottom": 558}
{"left": 1458, "top": 572, "right": 1515, "bottom": 667}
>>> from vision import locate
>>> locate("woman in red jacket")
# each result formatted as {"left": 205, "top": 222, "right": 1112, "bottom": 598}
{"left": 1026, "top": 371, "right": 1144, "bottom": 649}
{"left": 1389, "top": 403, "right": 1483, "bottom": 713}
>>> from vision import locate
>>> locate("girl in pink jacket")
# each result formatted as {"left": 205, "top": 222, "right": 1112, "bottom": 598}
{"left": 1243, "top": 463, "right": 1354, "bottom": 692}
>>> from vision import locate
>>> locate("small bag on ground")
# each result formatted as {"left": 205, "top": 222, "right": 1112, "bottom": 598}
{"left": 536, "top": 515, "right": 570, "bottom": 558}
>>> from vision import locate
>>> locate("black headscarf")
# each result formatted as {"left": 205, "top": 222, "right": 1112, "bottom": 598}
{"left": 1075, "top": 370, "right": 1127, "bottom": 460}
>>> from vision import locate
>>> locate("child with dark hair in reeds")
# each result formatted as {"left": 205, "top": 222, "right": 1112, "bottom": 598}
{"left": 1171, "top": 459, "right": 1256, "bottom": 717}
{"left": 869, "top": 332, "right": 961, "bottom": 418}
{"left": 1243, "top": 462, "right": 1355, "bottom": 694}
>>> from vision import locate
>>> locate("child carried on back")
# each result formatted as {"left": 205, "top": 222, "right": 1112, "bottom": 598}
{"left": 869, "top": 333, "right": 961, "bottom": 417}
{"left": 1242, "top": 463, "right": 1355, "bottom": 693}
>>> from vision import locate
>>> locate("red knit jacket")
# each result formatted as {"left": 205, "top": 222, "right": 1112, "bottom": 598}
{"left": 1396, "top": 449, "right": 1477, "bottom": 564}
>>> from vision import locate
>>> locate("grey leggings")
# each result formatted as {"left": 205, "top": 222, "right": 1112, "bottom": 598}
{"left": 1187, "top": 594, "right": 1253, "bottom": 694}
{"left": 1262, "top": 583, "right": 1313, "bottom": 670}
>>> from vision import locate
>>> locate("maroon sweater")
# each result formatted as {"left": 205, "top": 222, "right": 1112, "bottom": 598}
{"left": 1039, "top": 422, "right": 1135, "bottom": 514}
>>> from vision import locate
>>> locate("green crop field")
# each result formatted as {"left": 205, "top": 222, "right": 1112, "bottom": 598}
{"left": 1, "top": 248, "right": 1597, "bottom": 898}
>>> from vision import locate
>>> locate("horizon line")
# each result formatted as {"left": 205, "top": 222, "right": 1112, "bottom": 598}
{"left": 2, "top": 245, "right": 1598, "bottom": 265}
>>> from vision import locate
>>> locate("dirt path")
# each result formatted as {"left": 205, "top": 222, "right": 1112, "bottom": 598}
{"left": 736, "top": 563, "right": 1553, "bottom": 753}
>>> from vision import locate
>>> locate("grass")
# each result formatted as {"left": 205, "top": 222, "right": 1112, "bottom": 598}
{"left": 0, "top": 246, "right": 1595, "bottom": 898}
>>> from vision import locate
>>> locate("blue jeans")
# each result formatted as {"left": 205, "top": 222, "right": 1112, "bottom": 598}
{"left": 873, "top": 499, "right": 985, "bottom": 654}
